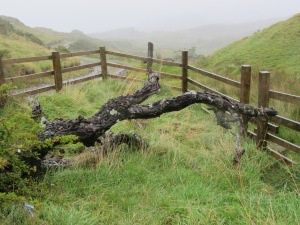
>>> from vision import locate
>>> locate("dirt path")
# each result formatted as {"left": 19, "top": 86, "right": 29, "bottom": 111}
{"left": 13, "top": 58, "right": 127, "bottom": 96}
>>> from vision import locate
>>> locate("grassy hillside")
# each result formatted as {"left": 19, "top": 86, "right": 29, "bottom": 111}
{"left": 0, "top": 17, "right": 50, "bottom": 58}
{"left": 0, "top": 79, "right": 299, "bottom": 224}
{"left": 0, "top": 15, "right": 299, "bottom": 224}
{"left": 197, "top": 14, "right": 300, "bottom": 95}
{"left": 0, "top": 16, "right": 105, "bottom": 80}
{"left": 0, "top": 15, "right": 109, "bottom": 55}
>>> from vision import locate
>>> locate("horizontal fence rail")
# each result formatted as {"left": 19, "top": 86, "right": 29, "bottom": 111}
{"left": 107, "top": 62, "right": 147, "bottom": 73}
{"left": 5, "top": 71, "right": 54, "bottom": 83}
{"left": 270, "top": 115, "right": 300, "bottom": 132}
{"left": 0, "top": 42, "right": 299, "bottom": 164}
{"left": 61, "top": 62, "right": 101, "bottom": 73}
{"left": 188, "top": 65, "right": 241, "bottom": 88}
{"left": 2, "top": 55, "right": 52, "bottom": 65}
{"left": 247, "top": 131, "right": 297, "bottom": 164}
{"left": 60, "top": 50, "right": 100, "bottom": 58}
{"left": 13, "top": 84, "right": 56, "bottom": 97}
{"left": 63, "top": 73, "right": 102, "bottom": 86}
{"left": 187, "top": 77, "right": 238, "bottom": 102}
{"left": 269, "top": 90, "right": 300, "bottom": 105}
{"left": 106, "top": 50, "right": 148, "bottom": 61}
{"left": 155, "top": 71, "right": 181, "bottom": 80}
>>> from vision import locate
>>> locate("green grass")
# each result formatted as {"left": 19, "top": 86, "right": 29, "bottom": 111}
{"left": 197, "top": 14, "right": 300, "bottom": 79}
{"left": 1, "top": 14, "right": 300, "bottom": 224}
{"left": 196, "top": 14, "right": 300, "bottom": 97}
{"left": 1, "top": 79, "right": 299, "bottom": 224}
{"left": 191, "top": 14, "right": 300, "bottom": 145}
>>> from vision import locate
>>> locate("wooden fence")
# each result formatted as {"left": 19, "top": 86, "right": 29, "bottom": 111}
{"left": 0, "top": 43, "right": 299, "bottom": 164}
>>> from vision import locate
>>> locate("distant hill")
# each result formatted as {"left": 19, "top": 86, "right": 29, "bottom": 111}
{"left": 0, "top": 15, "right": 109, "bottom": 58}
{"left": 197, "top": 14, "right": 300, "bottom": 77}
{"left": 0, "top": 16, "right": 50, "bottom": 58}
{"left": 90, "top": 18, "right": 282, "bottom": 55}
{"left": 0, "top": 15, "right": 114, "bottom": 79}
{"left": 195, "top": 14, "right": 300, "bottom": 97}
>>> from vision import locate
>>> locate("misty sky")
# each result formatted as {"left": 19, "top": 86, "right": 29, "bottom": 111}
{"left": 1, "top": 0, "right": 299, "bottom": 33}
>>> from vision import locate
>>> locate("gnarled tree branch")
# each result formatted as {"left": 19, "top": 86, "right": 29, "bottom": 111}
{"left": 40, "top": 72, "right": 277, "bottom": 148}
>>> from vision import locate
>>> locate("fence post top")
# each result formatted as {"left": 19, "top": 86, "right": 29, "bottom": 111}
{"left": 259, "top": 71, "right": 270, "bottom": 75}
{"left": 242, "top": 65, "right": 251, "bottom": 68}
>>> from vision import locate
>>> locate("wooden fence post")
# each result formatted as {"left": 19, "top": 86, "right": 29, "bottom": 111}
{"left": 52, "top": 52, "right": 63, "bottom": 92}
{"left": 240, "top": 65, "right": 251, "bottom": 136}
{"left": 100, "top": 47, "right": 107, "bottom": 80}
{"left": 257, "top": 71, "right": 270, "bottom": 149}
{"left": 147, "top": 42, "right": 153, "bottom": 76}
{"left": 0, "top": 56, "right": 5, "bottom": 85}
{"left": 182, "top": 50, "right": 188, "bottom": 93}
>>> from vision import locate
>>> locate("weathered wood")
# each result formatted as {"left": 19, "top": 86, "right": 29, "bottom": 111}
{"left": 163, "top": 85, "right": 182, "bottom": 91}
{"left": 155, "top": 71, "right": 181, "bottom": 80}
{"left": 99, "top": 132, "right": 148, "bottom": 155}
{"left": 52, "top": 52, "right": 63, "bottom": 92}
{"left": 182, "top": 50, "right": 188, "bottom": 93}
{"left": 61, "top": 62, "right": 101, "bottom": 73}
{"left": 147, "top": 42, "right": 154, "bottom": 76}
{"left": 13, "top": 84, "right": 56, "bottom": 96}
{"left": 240, "top": 65, "right": 251, "bottom": 136}
{"left": 267, "top": 133, "right": 300, "bottom": 153}
{"left": 270, "top": 115, "right": 300, "bottom": 132}
{"left": 108, "top": 73, "right": 144, "bottom": 83}
{"left": 5, "top": 71, "right": 54, "bottom": 83}
{"left": 243, "top": 118, "right": 279, "bottom": 133}
{"left": 2, "top": 55, "right": 52, "bottom": 65}
{"left": 240, "top": 65, "right": 251, "bottom": 104}
{"left": 63, "top": 74, "right": 102, "bottom": 86}
{"left": 257, "top": 71, "right": 270, "bottom": 149}
{"left": 267, "top": 147, "right": 296, "bottom": 165}
{"left": 40, "top": 73, "right": 277, "bottom": 147}
{"left": 106, "top": 51, "right": 148, "bottom": 61}
{"left": 108, "top": 73, "right": 182, "bottom": 91}
{"left": 267, "top": 123, "right": 279, "bottom": 134}
{"left": 151, "top": 58, "right": 181, "bottom": 67}
{"left": 0, "top": 56, "right": 5, "bottom": 85}
{"left": 187, "top": 77, "right": 238, "bottom": 102}
{"left": 108, "top": 73, "right": 126, "bottom": 80}
{"left": 107, "top": 62, "right": 147, "bottom": 73}
{"left": 100, "top": 47, "right": 108, "bottom": 79}
{"left": 61, "top": 50, "right": 100, "bottom": 58}
{"left": 105, "top": 50, "right": 181, "bottom": 67}
{"left": 247, "top": 131, "right": 296, "bottom": 164}
{"left": 234, "top": 117, "right": 245, "bottom": 165}
{"left": 188, "top": 65, "right": 241, "bottom": 88}
{"left": 269, "top": 90, "right": 300, "bottom": 105}
{"left": 258, "top": 71, "right": 270, "bottom": 108}
{"left": 254, "top": 128, "right": 299, "bottom": 153}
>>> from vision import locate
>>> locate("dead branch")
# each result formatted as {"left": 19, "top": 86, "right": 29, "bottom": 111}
{"left": 40, "top": 72, "right": 277, "bottom": 148}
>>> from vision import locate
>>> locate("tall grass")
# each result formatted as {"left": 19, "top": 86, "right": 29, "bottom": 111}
{"left": 1, "top": 79, "right": 298, "bottom": 224}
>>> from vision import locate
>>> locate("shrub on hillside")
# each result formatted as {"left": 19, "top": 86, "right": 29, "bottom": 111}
{"left": 0, "top": 49, "right": 11, "bottom": 58}
{"left": 68, "top": 39, "right": 99, "bottom": 51}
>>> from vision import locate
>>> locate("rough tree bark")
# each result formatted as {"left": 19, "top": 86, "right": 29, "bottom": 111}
{"left": 40, "top": 73, "right": 277, "bottom": 157}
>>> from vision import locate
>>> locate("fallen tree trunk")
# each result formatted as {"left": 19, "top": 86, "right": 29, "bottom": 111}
{"left": 40, "top": 73, "right": 277, "bottom": 148}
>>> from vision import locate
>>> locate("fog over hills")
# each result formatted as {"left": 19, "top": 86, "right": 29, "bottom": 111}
{"left": 89, "top": 18, "right": 283, "bottom": 55}
{"left": 0, "top": 13, "right": 288, "bottom": 57}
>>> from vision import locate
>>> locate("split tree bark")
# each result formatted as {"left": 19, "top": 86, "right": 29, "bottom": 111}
{"left": 40, "top": 73, "right": 277, "bottom": 160}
